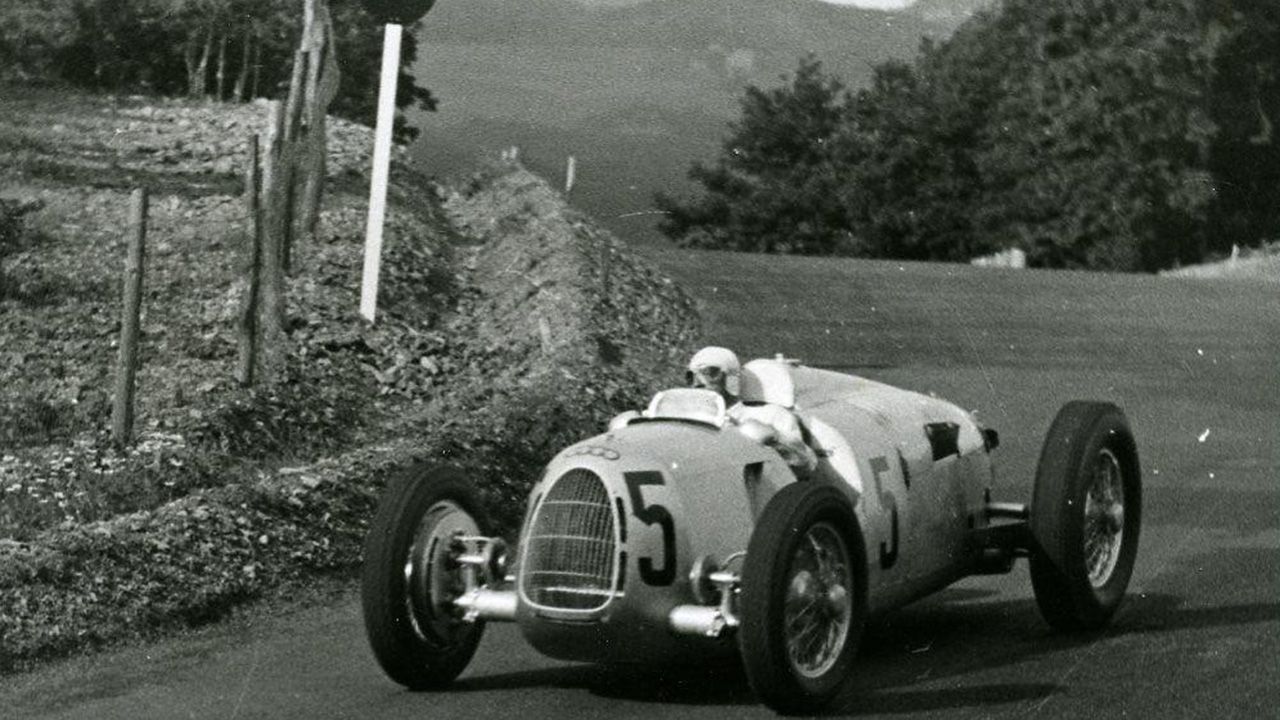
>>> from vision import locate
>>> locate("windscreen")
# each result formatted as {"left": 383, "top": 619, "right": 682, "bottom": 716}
{"left": 643, "top": 388, "right": 727, "bottom": 427}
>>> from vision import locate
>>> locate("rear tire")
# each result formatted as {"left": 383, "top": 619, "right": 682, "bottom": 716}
{"left": 1029, "top": 402, "right": 1141, "bottom": 632}
{"left": 738, "top": 483, "right": 866, "bottom": 715}
{"left": 361, "top": 464, "right": 488, "bottom": 689}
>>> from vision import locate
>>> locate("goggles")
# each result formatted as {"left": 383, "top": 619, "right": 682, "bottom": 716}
{"left": 686, "top": 365, "right": 726, "bottom": 389}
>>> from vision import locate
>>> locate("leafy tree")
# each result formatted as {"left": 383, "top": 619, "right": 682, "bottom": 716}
{"left": 967, "top": 0, "right": 1220, "bottom": 271}
{"left": 1206, "top": 0, "right": 1280, "bottom": 253}
{"left": 661, "top": 0, "right": 1280, "bottom": 271}
{"left": 656, "top": 57, "right": 858, "bottom": 255}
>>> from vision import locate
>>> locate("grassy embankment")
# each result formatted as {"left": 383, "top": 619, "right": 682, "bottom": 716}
{"left": 0, "top": 85, "right": 698, "bottom": 672}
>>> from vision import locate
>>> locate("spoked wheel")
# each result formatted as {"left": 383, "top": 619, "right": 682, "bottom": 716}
{"left": 1083, "top": 448, "right": 1126, "bottom": 589}
{"left": 362, "top": 465, "right": 488, "bottom": 689}
{"left": 783, "top": 522, "right": 854, "bottom": 679}
{"left": 1030, "top": 402, "right": 1142, "bottom": 632}
{"left": 739, "top": 483, "right": 866, "bottom": 715}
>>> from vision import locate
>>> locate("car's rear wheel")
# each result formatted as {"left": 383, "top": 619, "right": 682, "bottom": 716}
{"left": 738, "top": 482, "right": 866, "bottom": 715}
{"left": 1029, "top": 401, "right": 1142, "bottom": 632}
{"left": 361, "top": 464, "right": 487, "bottom": 689}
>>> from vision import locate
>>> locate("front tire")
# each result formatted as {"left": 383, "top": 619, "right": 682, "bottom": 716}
{"left": 361, "top": 464, "right": 488, "bottom": 689}
{"left": 738, "top": 483, "right": 866, "bottom": 715}
{"left": 1029, "top": 402, "right": 1141, "bottom": 632}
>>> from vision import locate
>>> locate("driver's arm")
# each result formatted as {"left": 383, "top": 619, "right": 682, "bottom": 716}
{"left": 733, "top": 404, "right": 818, "bottom": 471}
{"left": 769, "top": 409, "right": 819, "bottom": 472}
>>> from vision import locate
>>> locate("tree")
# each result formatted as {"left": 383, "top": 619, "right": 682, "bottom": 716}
{"left": 1206, "top": 0, "right": 1280, "bottom": 253}
{"left": 658, "top": 0, "right": 1280, "bottom": 271}
{"left": 0, "top": 0, "right": 436, "bottom": 141}
{"left": 656, "top": 57, "right": 857, "bottom": 255}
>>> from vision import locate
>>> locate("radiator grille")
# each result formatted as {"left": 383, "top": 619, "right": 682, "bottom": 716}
{"left": 520, "top": 468, "right": 618, "bottom": 611}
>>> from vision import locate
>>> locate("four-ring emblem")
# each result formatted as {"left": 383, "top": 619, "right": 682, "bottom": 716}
{"left": 565, "top": 445, "right": 621, "bottom": 461}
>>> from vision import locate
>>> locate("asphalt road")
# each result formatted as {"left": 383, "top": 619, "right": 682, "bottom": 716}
{"left": 3, "top": 253, "right": 1277, "bottom": 718}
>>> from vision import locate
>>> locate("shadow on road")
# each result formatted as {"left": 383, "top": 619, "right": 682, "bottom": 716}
{"left": 455, "top": 586, "right": 1278, "bottom": 714}
{"left": 839, "top": 682, "right": 1062, "bottom": 715}
{"left": 457, "top": 662, "right": 758, "bottom": 706}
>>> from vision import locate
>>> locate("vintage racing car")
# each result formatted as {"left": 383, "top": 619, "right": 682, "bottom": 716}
{"left": 360, "top": 359, "right": 1141, "bottom": 714}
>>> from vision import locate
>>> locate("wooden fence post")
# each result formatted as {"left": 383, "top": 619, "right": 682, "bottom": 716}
{"left": 278, "top": 49, "right": 308, "bottom": 275}
{"left": 111, "top": 188, "right": 147, "bottom": 447}
{"left": 257, "top": 101, "right": 288, "bottom": 383}
{"left": 237, "top": 135, "right": 262, "bottom": 387}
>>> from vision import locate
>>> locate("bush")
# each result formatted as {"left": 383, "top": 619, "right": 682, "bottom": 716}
{"left": 0, "top": 430, "right": 253, "bottom": 541}
{"left": 187, "top": 373, "right": 370, "bottom": 461}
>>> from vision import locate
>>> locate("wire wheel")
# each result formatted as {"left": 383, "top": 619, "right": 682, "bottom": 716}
{"left": 1083, "top": 448, "right": 1125, "bottom": 589}
{"left": 739, "top": 482, "right": 866, "bottom": 715}
{"left": 1030, "top": 401, "right": 1142, "bottom": 632}
{"left": 783, "top": 522, "right": 853, "bottom": 679}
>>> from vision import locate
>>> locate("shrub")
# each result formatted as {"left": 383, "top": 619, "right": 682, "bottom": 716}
{"left": 0, "top": 198, "right": 42, "bottom": 299}
{"left": 186, "top": 370, "right": 370, "bottom": 461}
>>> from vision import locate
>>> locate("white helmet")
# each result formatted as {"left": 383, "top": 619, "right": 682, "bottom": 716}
{"left": 687, "top": 346, "right": 741, "bottom": 397}
{"left": 739, "top": 358, "right": 796, "bottom": 409}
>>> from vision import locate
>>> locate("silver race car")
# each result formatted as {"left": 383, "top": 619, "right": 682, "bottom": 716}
{"left": 360, "top": 360, "right": 1141, "bottom": 714}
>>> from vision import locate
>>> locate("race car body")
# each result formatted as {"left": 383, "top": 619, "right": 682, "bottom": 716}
{"left": 361, "top": 360, "right": 1141, "bottom": 714}
{"left": 515, "top": 365, "right": 995, "bottom": 664}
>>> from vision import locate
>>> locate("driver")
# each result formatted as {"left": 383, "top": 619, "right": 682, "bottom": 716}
{"left": 685, "top": 348, "right": 816, "bottom": 474}
{"left": 686, "top": 346, "right": 741, "bottom": 405}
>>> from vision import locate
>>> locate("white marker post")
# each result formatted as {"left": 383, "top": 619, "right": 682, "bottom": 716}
{"left": 360, "top": 22, "right": 402, "bottom": 323}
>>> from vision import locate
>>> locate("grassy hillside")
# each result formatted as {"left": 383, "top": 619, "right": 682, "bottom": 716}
{"left": 419, "top": 0, "right": 948, "bottom": 54}
{"left": 409, "top": 0, "right": 977, "bottom": 246}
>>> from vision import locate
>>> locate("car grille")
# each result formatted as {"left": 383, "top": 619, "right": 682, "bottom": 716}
{"left": 520, "top": 468, "right": 619, "bottom": 612}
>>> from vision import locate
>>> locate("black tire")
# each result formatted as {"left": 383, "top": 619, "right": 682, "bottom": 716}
{"left": 1029, "top": 401, "right": 1141, "bottom": 632}
{"left": 361, "top": 464, "right": 488, "bottom": 689}
{"left": 738, "top": 483, "right": 867, "bottom": 715}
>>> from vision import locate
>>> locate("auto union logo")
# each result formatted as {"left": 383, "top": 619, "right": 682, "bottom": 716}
{"left": 564, "top": 445, "right": 621, "bottom": 461}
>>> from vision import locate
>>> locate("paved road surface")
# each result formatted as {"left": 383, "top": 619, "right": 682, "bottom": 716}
{"left": 3, "top": 253, "right": 1277, "bottom": 718}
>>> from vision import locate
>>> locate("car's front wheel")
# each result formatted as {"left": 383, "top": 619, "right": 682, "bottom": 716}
{"left": 738, "top": 482, "right": 866, "bottom": 715}
{"left": 361, "top": 464, "right": 487, "bottom": 689}
{"left": 1029, "top": 401, "right": 1142, "bottom": 632}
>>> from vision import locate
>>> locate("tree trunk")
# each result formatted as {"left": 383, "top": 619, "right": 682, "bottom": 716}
{"left": 233, "top": 28, "right": 252, "bottom": 102}
{"left": 278, "top": 50, "right": 308, "bottom": 275}
{"left": 250, "top": 34, "right": 262, "bottom": 99}
{"left": 183, "top": 33, "right": 200, "bottom": 96}
{"left": 302, "top": 0, "right": 321, "bottom": 127}
{"left": 283, "top": 50, "right": 308, "bottom": 143}
{"left": 215, "top": 33, "right": 229, "bottom": 101}
{"left": 192, "top": 28, "right": 213, "bottom": 99}
{"left": 297, "top": 3, "right": 341, "bottom": 250}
